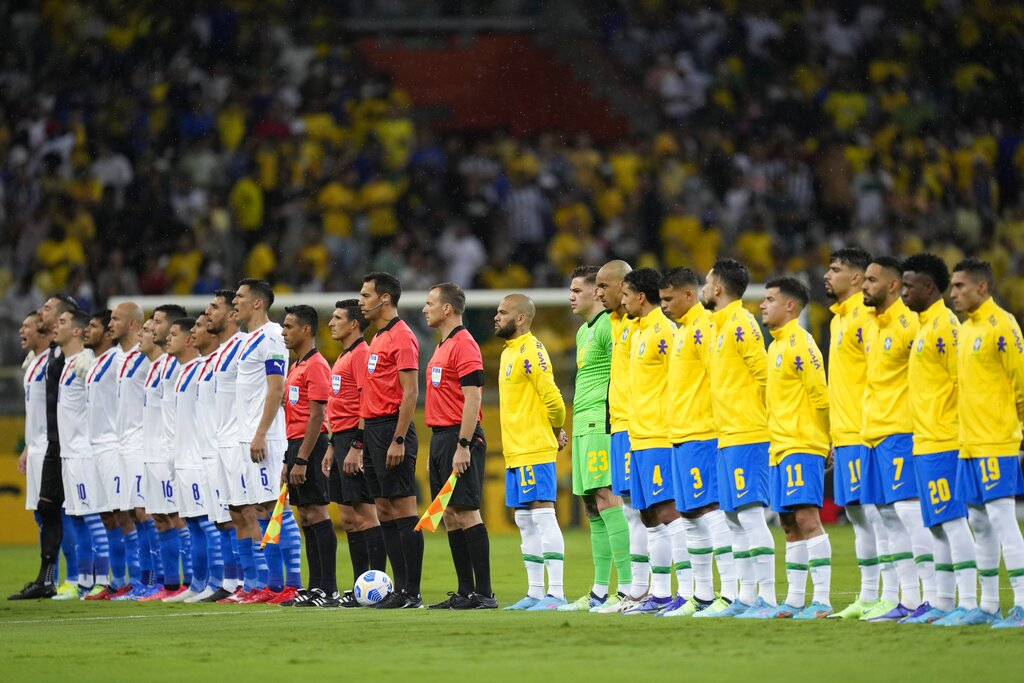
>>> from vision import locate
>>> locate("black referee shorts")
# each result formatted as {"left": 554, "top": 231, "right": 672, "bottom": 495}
{"left": 39, "top": 441, "right": 64, "bottom": 506}
{"left": 429, "top": 424, "right": 486, "bottom": 509}
{"left": 363, "top": 415, "right": 417, "bottom": 500}
{"left": 328, "top": 429, "right": 374, "bottom": 506}
{"left": 285, "top": 434, "right": 330, "bottom": 507}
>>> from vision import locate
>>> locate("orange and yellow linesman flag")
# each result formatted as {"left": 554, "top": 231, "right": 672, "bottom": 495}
{"left": 415, "top": 469, "right": 458, "bottom": 532}
{"left": 260, "top": 483, "right": 289, "bottom": 548}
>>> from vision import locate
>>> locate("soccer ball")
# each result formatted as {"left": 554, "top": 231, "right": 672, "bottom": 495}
{"left": 354, "top": 570, "right": 393, "bottom": 606}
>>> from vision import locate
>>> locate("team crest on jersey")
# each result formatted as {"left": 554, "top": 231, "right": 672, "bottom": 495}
{"left": 638, "top": 342, "right": 646, "bottom": 356}
{"left": 836, "top": 331, "right": 843, "bottom": 347}
{"left": 367, "top": 354, "right": 379, "bottom": 374}
{"left": 973, "top": 337, "right": 982, "bottom": 351}
{"left": 775, "top": 355, "right": 782, "bottom": 367}
{"left": 505, "top": 363, "right": 513, "bottom": 377}
{"left": 917, "top": 339, "right": 924, "bottom": 352}
{"left": 332, "top": 374, "right": 341, "bottom": 395}
{"left": 288, "top": 385, "right": 299, "bottom": 405}
{"left": 431, "top": 366, "right": 442, "bottom": 387}
{"left": 883, "top": 337, "right": 893, "bottom": 351}
{"left": 621, "top": 329, "right": 630, "bottom": 342}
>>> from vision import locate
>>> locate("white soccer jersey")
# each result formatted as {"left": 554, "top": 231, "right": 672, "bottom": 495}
{"left": 235, "top": 323, "right": 288, "bottom": 443}
{"left": 213, "top": 332, "right": 247, "bottom": 448}
{"left": 173, "top": 356, "right": 205, "bottom": 469}
{"left": 117, "top": 344, "right": 150, "bottom": 456}
{"left": 58, "top": 349, "right": 95, "bottom": 458}
{"left": 195, "top": 353, "right": 219, "bottom": 458}
{"left": 23, "top": 353, "right": 48, "bottom": 455}
{"left": 86, "top": 347, "right": 120, "bottom": 450}
{"left": 142, "top": 354, "right": 167, "bottom": 463}
{"left": 160, "top": 356, "right": 182, "bottom": 461}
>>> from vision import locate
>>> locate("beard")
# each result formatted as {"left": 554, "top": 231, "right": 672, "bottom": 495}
{"left": 495, "top": 320, "right": 517, "bottom": 339}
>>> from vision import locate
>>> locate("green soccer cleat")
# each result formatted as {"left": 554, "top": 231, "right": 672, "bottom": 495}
{"left": 860, "top": 599, "right": 900, "bottom": 621}
{"left": 692, "top": 597, "right": 734, "bottom": 618}
{"left": 558, "top": 592, "right": 606, "bottom": 612}
{"left": 590, "top": 593, "right": 622, "bottom": 613}
{"left": 52, "top": 582, "right": 80, "bottom": 601}
{"left": 829, "top": 598, "right": 878, "bottom": 619}
{"left": 661, "top": 596, "right": 713, "bottom": 617}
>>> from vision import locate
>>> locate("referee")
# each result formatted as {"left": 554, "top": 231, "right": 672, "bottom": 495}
{"left": 358, "top": 272, "right": 423, "bottom": 609}
{"left": 280, "top": 305, "right": 337, "bottom": 607}
{"left": 422, "top": 283, "right": 496, "bottom": 610}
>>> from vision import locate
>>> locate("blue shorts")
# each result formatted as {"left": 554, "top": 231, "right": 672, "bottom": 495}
{"left": 505, "top": 463, "right": 557, "bottom": 508}
{"left": 769, "top": 453, "right": 825, "bottom": 513}
{"left": 610, "top": 431, "right": 632, "bottom": 497}
{"left": 672, "top": 439, "right": 719, "bottom": 513}
{"left": 631, "top": 447, "right": 674, "bottom": 511}
{"left": 833, "top": 445, "right": 868, "bottom": 507}
{"left": 716, "top": 442, "right": 769, "bottom": 512}
{"left": 862, "top": 434, "right": 916, "bottom": 505}
{"left": 914, "top": 451, "right": 968, "bottom": 527}
{"left": 955, "top": 455, "right": 1024, "bottom": 506}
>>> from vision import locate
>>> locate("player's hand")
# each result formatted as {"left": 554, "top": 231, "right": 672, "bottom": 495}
{"left": 289, "top": 464, "right": 307, "bottom": 485}
{"left": 343, "top": 447, "right": 364, "bottom": 475}
{"left": 386, "top": 441, "right": 405, "bottom": 469}
{"left": 322, "top": 445, "right": 334, "bottom": 477}
{"left": 250, "top": 432, "right": 267, "bottom": 463}
{"left": 555, "top": 428, "right": 568, "bottom": 451}
{"left": 825, "top": 447, "right": 835, "bottom": 473}
{"left": 453, "top": 445, "right": 471, "bottom": 476}
{"left": 280, "top": 463, "right": 288, "bottom": 486}
{"left": 17, "top": 452, "right": 26, "bottom": 475}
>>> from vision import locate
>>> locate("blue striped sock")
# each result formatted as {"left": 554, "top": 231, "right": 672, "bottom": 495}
{"left": 124, "top": 528, "right": 142, "bottom": 585}
{"left": 143, "top": 519, "right": 162, "bottom": 585}
{"left": 237, "top": 537, "right": 257, "bottom": 591}
{"left": 85, "top": 514, "right": 110, "bottom": 579}
{"left": 201, "top": 520, "right": 224, "bottom": 589}
{"left": 137, "top": 522, "right": 152, "bottom": 585}
{"left": 107, "top": 526, "right": 126, "bottom": 589}
{"left": 280, "top": 510, "right": 303, "bottom": 589}
{"left": 178, "top": 527, "right": 192, "bottom": 586}
{"left": 253, "top": 541, "right": 269, "bottom": 590}
{"left": 221, "top": 528, "right": 237, "bottom": 584}
{"left": 72, "top": 516, "right": 94, "bottom": 587}
{"left": 257, "top": 518, "right": 282, "bottom": 591}
{"left": 60, "top": 511, "right": 77, "bottom": 582}
{"left": 158, "top": 529, "right": 181, "bottom": 589}
{"left": 185, "top": 518, "right": 208, "bottom": 592}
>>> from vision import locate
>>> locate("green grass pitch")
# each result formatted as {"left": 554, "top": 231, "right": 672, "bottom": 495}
{"left": 1, "top": 525, "right": 1022, "bottom": 682}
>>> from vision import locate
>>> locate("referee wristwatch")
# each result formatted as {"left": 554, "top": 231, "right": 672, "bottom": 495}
{"left": 458, "top": 437, "right": 471, "bottom": 448}
{"left": 294, "top": 457, "right": 309, "bottom": 466}
{"left": 393, "top": 435, "right": 405, "bottom": 445}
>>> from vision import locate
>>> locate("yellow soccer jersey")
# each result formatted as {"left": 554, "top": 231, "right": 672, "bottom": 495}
{"left": 609, "top": 311, "right": 637, "bottom": 434}
{"left": 767, "top": 319, "right": 830, "bottom": 465}
{"left": 958, "top": 297, "right": 1024, "bottom": 458}
{"left": 908, "top": 299, "right": 960, "bottom": 455}
{"left": 709, "top": 299, "right": 769, "bottom": 448}
{"left": 827, "top": 291, "right": 874, "bottom": 447}
{"left": 667, "top": 303, "right": 716, "bottom": 444}
{"left": 627, "top": 307, "right": 674, "bottom": 450}
{"left": 498, "top": 332, "right": 566, "bottom": 468}
{"left": 862, "top": 298, "right": 919, "bottom": 446}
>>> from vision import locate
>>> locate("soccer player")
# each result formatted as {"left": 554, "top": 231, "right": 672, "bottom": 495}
{"left": 860, "top": 256, "right": 936, "bottom": 621}
{"left": 280, "top": 304, "right": 338, "bottom": 607}
{"left": 321, "top": 298, "right": 385, "bottom": 607}
{"left": 760, "top": 277, "right": 833, "bottom": 619}
{"left": 357, "top": 272, "right": 424, "bottom": 609}
{"left": 947, "top": 257, "right": 1024, "bottom": 628}
{"left": 659, "top": 267, "right": 737, "bottom": 618}
{"left": 703, "top": 258, "right": 776, "bottom": 617}
{"left": 422, "top": 283, "right": 496, "bottom": 610}
{"left": 496, "top": 294, "right": 569, "bottom": 611}
{"left": 593, "top": 260, "right": 644, "bottom": 612}
{"left": 899, "top": 254, "right": 978, "bottom": 624}
{"left": 559, "top": 266, "right": 632, "bottom": 613}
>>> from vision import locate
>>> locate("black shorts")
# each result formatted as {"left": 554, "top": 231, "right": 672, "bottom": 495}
{"left": 39, "top": 441, "right": 64, "bottom": 506}
{"left": 429, "top": 424, "right": 486, "bottom": 509}
{"left": 328, "top": 430, "right": 374, "bottom": 506}
{"left": 363, "top": 415, "right": 418, "bottom": 500}
{"left": 285, "top": 434, "right": 330, "bottom": 507}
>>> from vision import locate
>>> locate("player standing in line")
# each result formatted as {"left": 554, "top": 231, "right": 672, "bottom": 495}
{"left": 496, "top": 294, "right": 569, "bottom": 611}
{"left": 280, "top": 305, "right": 338, "bottom": 607}
{"left": 759, "top": 277, "right": 833, "bottom": 619}
{"left": 859, "top": 257, "right": 936, "bottom": 621}
{"left": 659, "top": 268, "right": 737, "bottom": 618}
{"left": 899, "top": 254, "right": 978, "bottom": 624}
{"left": 322, "top": 299, "right": 385, "bottom": 607}
{"left": 559, "top": 267, "right": 632, "bottom": 613}
{"left": 703, "top": 259, "right": 776, "bottom": 617}
{"left": 593, "top": 260, "right": 644, "bottom": 613}
{"left": 422, "top": 283, "right": 497, "bottom": 610}
{"left": 946, "top": 257, "right": 1024, "bottom": 628}
{"left": 357, "top": 272, "right": 424, "bottom": 609}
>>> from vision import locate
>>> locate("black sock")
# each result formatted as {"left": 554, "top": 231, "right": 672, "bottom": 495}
{"left": 395, "top": 516, "right": 424, "bottom": 596}
{"left": 379, "top": 520, "right": 407, "bottom": 592}
{"left": 312, "top": 520, "right": 338, "bottom": 594}
{"left": 302, "top": 525, "right": 322, "bottom": 591}
{"left": 364, "top": 525, "right": 387, "bottom": 572}
{"left": 347, "top": 529, "right": 368, "bottom": 582}
{"left": 446, "top": 529, "right": 474, "bottom": 595}
{"left": 463, "top": 523, "right": 492, "bottom": 596}
{"left": 35, "top": 504, "right": 62, "bottom": 586}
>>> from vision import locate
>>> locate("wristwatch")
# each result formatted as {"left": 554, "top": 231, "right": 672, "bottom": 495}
{"left": 458, "top": 437, "right": 471, "bottom": 448}
{"left": 393, "top": 435, "right": 405, "bottom": 445}
{"left": 294, "top": 457, "right": 309, "bottom": 466}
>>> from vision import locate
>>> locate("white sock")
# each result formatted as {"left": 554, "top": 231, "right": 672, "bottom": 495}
{"left": 784, "top": 540, "right": 808, "bottom": 608}
{"left": 738, "top": 505, "right": 776, "bottom": 605}
{"left": 647, "top": 524, "right": 673, "bottom": 599}
{"left": 681, "top": 516, "right": 714, "bottom": 601}
{"left": 879, "top": 504, "right": 920, "bottom": 608}
{"left": 868, "top": 504, "right": 899, "bottom": 602}
{"left": 532, "top": 508, "right": 565, "bottom": 600}
{"left": 624, "top": 502, "right": 649, "bottom": 598}
{"left": 930, "top": 524, "right": 956, "bottom": 612}
{"left": 515, "top": 509, "right": 545, "bottom": 599}
{"left": 986, "top": 497, "right": 1024, "bottom": 608}
{"left": 726, "top": 512, "right": 755, "bottom": 604}
{"left": 895, "top": 499, "right": 937, "bottom": 606}
{"left": 707, "top": 509, "right": 736, "bottom": 600}
{"left": 942, "top": 516, "right": 977, "bottom": 610}
{"left": 806, "top": 533, "right": 832, "bottom": 607}
{"left": 666, "top": 518, "right": 693, "bottom": 599}
{"left": 846, "top": 504, "right": 880, "bottom": 602}
{"left": 969, "top": 505, "right": 1001, "bottom": 614}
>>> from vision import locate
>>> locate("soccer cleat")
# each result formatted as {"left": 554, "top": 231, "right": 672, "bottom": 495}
{"left": 239, "top": 587, "right": 278, "bottom": 604}
{"left": 139, "top": 586, "right": 180, "bottom": 602}
{"left": 216, "top": 587, "right": 248, "bottom": 604}
{"left": 859, "top": 598, "right": 899, "bottom": 621}
{"left": 465, "top": 592, "right": 499, "bottom": 610}
{"left": 373, "top": 590, "right": 409, "bottom": 610}
{"left": 293, "top": 588, "right": 326, "bottom": 607}
{"left": 900, "top": 605, "right": 948, "bottom": 624}
{"left": 53, "top": 582, "right": 80, "bottom": 600}
{"left": 526, "top": 595, "right": 568, "bottom": 611}
{"left": 591, "top": 593, "right": 623, "bottom": 613}
{"left": 133, "top": 584, "right": 163, "bottom": 601}
{"left": 557, "top": 592, "right": 606, "bottom": 612}
{"left": 735, "top": 597, "right": 779, "bottom": 619}
{"left": 401, "top": 592, "right": 424, "bottom": 609}
{"left": 313, "top": 592, "right": 343, "bottom": 609}
{"left": 693, "top": 597, "right": 736, "bottom": 618}
{"left": 829, "top": 598, "right": 878, "bottom": 619}
{"left": 767, "top": 603, "right": 802, "bottom": 619}
{"left": 992, "top": 606, "right": 1024, "bottom": 629}
{"left": 898, "top": 602, "right": 935, "bottom": 624}
{"left": 199, "top": 587, "right": 233, "bottom": 603}
{"left": 83, "top": 584, "right": 114, "bottom": 601}
{"left": 661, "top": 596, "right": 709, "bottom": 617}
{"left": 623, "top": 595, "right": 674, "bottom": 615}
{"left": 934, "top": 606, "right": 1000, "bottom": 626}
{"left": 652, "top": 595, "right": 688, "bottom": 616}
{"left": 429, "top": 592, "right": 473, "bottom": 609}
{"left": 793, "top": 602, "right": 834, "bottom": 620}
{"left": 504, "top": 595, "right": 541, "bottom": 611}
{"left": 108, "top": 584, "right": 135, "bottom": 600}
{"left": 266, "top": 586, "right": 300, "bottom": 605}
{"left": 8, "top": 582, "right": 56, "bottom": 600}
{"left": 184, "top": 586, "right": 217, "bottom": 603}
{"left": 164, "top": 587, "right": 202, "bottom": 603}
{"left": 866, "top": 602, "right": 911, "bottom": 622}
{"left": 337, "top": 590, "right": 361, "bottom": 608}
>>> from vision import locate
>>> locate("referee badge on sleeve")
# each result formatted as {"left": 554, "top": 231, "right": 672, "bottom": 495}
{"left": 431, "top": 366, "right": 442, "bottom": 387}
{"left": 288, "top": 385, "right": 299, "bottom": 404}
{"left": 331, "top": 374, "right": 341, "bottom": 395}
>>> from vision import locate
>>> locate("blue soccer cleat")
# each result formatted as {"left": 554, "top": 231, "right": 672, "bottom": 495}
{"left": 991, "top": 606, "right": 1024, "bottom": 629}
{"left": 623, "top": 595, "right": 674, "bottom": 615}
{"left": 736, "top": 597, "right": 778, "bottom": 619}
{"left": 934, "top": 606, "right": 1000, "bottom": 626}
{"left": 653, "top": 595, "right": 689, "bottom": 616}
{"left": 898, "top": 602, "right": 938, "bottom": 624}
{"left": 525, "top": 595, "right": 568, "bottom": 611}
{"left": 767, "top": 603, "right": 802, "bottom": 619}
{"left": 503, "top": 595, "right": 541, "bottom": 611}
{"left": 866, "top": 603, "right": 911, "bottom": 622}
{"left": 793, "top": 602, "right": 834, "bottom": 620}
{"left": 900, "top": 605, "right": 948, "bottom": 624}
{"left": 696, "top": 598, "right": 748, "bottom": 618}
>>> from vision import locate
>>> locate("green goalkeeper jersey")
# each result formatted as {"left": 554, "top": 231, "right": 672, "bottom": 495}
{"left": 574, "top": 309, "right": 612, "bottom": 435}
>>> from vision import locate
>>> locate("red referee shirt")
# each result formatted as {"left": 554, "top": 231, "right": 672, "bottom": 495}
{"left": 284, "top": 348, "right": 331, "bottom": 440}
{"left": 327, "top": 338, "right": 368, "bottom": 433}
{"left": 361, "top": 317, "right": 419, "bottom": 419}
{"left": 425, "top": 326, "right": 484, "bottom": 427}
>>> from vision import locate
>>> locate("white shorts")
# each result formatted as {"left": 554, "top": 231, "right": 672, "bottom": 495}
{"left": 62, "top": 458, "right": 107, "bottom": 516}
{"left": 144, "top": 461, "right": 177, "bottom": 515}
{"left": 24, "top": 448, "right": 45, "bottom": 510}
{"left": 95, "top": 447, "right": 128, "bottom": 512}
{"left": 240, "top": 440, "right": 285, "bottom": 505}
{"left": 203, "top": 456, "right": 231, "bottom": 523}
{"left": 176, "top": 467, "right": 211, "bottom": 519}
{"left": 218, "top": 444, "right": 250, "bottom": 507}
{"left": 124, "top": 458, "right": 147, "bottom": 509}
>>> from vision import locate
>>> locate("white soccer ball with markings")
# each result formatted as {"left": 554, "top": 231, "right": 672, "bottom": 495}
{"left": 354, "top": 570, "right": 393, "bottom": 606}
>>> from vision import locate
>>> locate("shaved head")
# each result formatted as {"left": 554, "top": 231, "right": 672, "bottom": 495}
{"left": 503, "top": 294, "right": 536, "bottom": 324}
{"left": 598, "top": 260, "right": 632, "bottom": 281}
{"left": 495, "top": 293, "right": 537, "bottom": 340}
{"left": 114, "top": 301, "right": 144, "bottom": 325}
{"left": 596, "top": 260, "right": 633, "bottom": 312}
